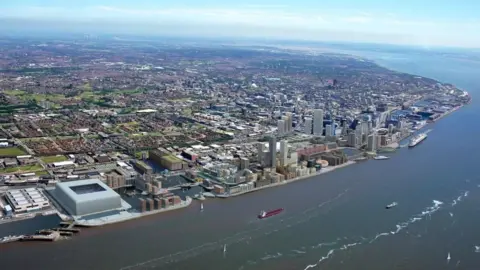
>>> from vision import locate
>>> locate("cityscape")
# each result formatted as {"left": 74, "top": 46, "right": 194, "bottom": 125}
{"left": 0, "top": 37, "right": 471, "bottom": 243}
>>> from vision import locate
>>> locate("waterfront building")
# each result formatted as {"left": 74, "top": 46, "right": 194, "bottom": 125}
{"left": 367, "top": 134, "right": 377, "bottom": 152}
{"left": 313, "top": 109, "right": 324, "bottom": 135}
{"left": 52, "top": 179, "right": 125, "bottom": 216}
{"left": 268, "top": 136, "right": 277, "bottom": 168}
{"left": 149, "top": 149, "right": 187, "bottom": 171}
{"left": 257, "top": 142, "right": 266, "bottom": 166}
{"left": 4, "top": 188, "right": 50, "bottom": 213}
{"left": 133, "top": 160, "right": 153, "bottom": 174}
{"left": 279, "top": 140, "right": 288, "bottom": 167}
{"left": 304, "top": 117, "right": 313, "bottom": 134}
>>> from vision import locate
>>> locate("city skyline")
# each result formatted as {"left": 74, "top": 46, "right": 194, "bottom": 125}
{"left": 2, "top": 0, "right": 480, "bottom": 48}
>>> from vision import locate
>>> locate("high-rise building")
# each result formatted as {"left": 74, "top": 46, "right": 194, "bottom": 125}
{"left": 325, "top": 124, "right": 333, "bottom": 137}
{"left": 285, "top": 112, "right": 293, "bottom": 133}
{"left": 367, "top": 134, "right": 377, "bottom": 152}
{"left": 277, "top": 120, "right": 285, "bottom": 135}
{"left": 257, "top": 142, "right": 266, "bottom": 166}
{"left": 388, "top": 124, "right": 394, "bottom": 134}
{"left": 279, "top": 140, "right": 288, "bottom": 166}
{"left": 268, "top": 136, "right": 277, "bottom": 168}
{"left": 355, "top": 126, "right": 363, "bottom": 146}
{"left": 361, "top": 121, "right": 369, "bottom": 135}
{"left": 304, "top": 117, "right": 313, "bottom": 134}
{"left": 240, "top": 157, "right": 249, "bottom": 170}
{"left": 313, "top": 109, "right": 324, "bottom": 135}
{"left": 347, "top": 133, "right": 356, "bottom": 147}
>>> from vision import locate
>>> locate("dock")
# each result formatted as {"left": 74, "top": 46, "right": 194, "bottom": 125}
{"left": 22, "top": 231, "right": 60, "bottom": 242}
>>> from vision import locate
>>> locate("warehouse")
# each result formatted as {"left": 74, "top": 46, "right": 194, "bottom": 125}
{"left": 53, "top": 179, "right": 122, "bottom": 216}
{"left": 4, "top": 188, "right": 50, "bottom": 213}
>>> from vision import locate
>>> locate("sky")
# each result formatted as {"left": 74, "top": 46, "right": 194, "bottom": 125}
{"left": 2, "top": 0, "right": 480, "bottom": 48}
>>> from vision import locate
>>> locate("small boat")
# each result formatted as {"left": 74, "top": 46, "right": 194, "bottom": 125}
{"left": 447, "top": 252, "right": 451, "bottom": 262}
{"left": 258, "top": 208, "right": 284, "bottom": 219}
{"left": 200, "top": 203, "right": 204, "bottom": 211}
{"left": 386, "top": 202, "right": 398, "bottom": 209}
{"left": 374, "top": 155, "right": 390, "bottom": 160}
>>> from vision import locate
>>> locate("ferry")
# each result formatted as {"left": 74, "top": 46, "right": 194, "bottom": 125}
{"left": 409, "top": 133, "right": 427, "bottom": 148}
{"left": 386, "top": 202, "right": 398, "bottom": 209}
{"left": 258, "top": 208, "right": 284, "bottom": 219}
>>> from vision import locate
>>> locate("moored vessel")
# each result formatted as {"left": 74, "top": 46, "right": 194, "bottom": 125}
{"left": 409, "top": 133, "right": 427, "bottom": 148}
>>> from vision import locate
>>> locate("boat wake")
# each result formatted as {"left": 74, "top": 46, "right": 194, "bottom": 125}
{"left": 118, "top": 189, "right": 350, "bottom": 270}
{"left": 300, "top": 190, "right": 469, "bottom": 270}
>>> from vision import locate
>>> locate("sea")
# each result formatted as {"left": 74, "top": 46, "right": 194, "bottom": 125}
{"left": 2, "top": 44, "right": 480, "bottom": 270}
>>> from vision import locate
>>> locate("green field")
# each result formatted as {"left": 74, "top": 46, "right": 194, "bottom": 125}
{"left": 0, "top": 164, "right": 43, "bottom": 174}
{"left": 40, "top": 155, "right": 67, "bottom": 163}
{"left": 3, "top": 90, "right": 65, "bottom": 102}
{"left": 35, "top": 170, "right": 49, "bottom": 176}
{"left": 0, "top": 147, "right": 26, "bottom": 156}
{"left": 135, "top": 151, "right": 149, "bottom": 159}
{"left": 163, "top": 155, "right": 182, "bottom": 163}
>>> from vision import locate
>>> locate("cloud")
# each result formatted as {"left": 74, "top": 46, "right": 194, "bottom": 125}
{"left": 1, "top": 5, "right": 479, "bottom": 47}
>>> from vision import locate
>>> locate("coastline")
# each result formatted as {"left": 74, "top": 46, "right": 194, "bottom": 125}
{"left": 73, "top": 197, "right": 193, "bottom": 227}
{"left": 218, "top": 102, "right": 468, "bottom": 199}
{"left": 218, "top": 161, "right": 357, "bottom": 198}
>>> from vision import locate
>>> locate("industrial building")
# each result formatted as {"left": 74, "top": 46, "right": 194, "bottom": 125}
{"left": 4, "top": 188, "right": 50, "bottom": 213}
{"left": 149, "top": 149, "right": 187, "bottom": 171}
{"left": 52, "top": 179, "right": 122, "bottom": 216}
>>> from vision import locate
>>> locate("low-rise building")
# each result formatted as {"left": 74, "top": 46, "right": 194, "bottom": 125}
{"left": 4, "top": 188, "right": 50, "bottom": 213}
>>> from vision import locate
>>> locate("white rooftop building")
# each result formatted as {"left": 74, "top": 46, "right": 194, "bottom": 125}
{"left": 52, "top": 179, "right": 123, "bottom": 216}
{"left": 5, "top": 188, "right": 50, "bottom": 213}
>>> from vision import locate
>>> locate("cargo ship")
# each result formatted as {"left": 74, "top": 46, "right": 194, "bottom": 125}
{"left": 258, "top": 208, "right": 284, "bottom": 219}
{"left": 409, "top": 133, "right": 427, "bottom": 148}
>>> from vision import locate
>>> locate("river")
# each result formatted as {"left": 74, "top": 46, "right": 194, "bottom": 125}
{"left": 1, "top": 45, "right": 480, "bottom": 270}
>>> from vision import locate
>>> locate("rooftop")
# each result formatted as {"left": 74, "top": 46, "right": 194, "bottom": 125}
{"left": 55, "top": 179, "right": 120, "bottom": 203}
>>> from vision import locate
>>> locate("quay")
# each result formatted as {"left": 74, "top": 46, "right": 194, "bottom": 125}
{"left": 217, "top": 161, "right": 356, "bottom": 198}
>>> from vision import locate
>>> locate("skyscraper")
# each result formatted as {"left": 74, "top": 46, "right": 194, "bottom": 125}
{"left": 257, "top": 142, "right": 266, "bottom": 166}
{"left": 313, "top": 109, "right": 324, "bottom": 136}
{"left": 367, "top": 134, "right": 377, "bottom": 152}
{"left": 277, "top": 120, "right": 285, "bottom": 135}
{"left": 279, "top": 140, "right": 288, "bottom": 166}
{"left": 304, "top": 117, "right": 313, "bottom": 134}
{"left": 268, "top": 136, "right": 277, "bottom": 168}
{"left": 285, "top": 112, "right": 293, "bottom": 133}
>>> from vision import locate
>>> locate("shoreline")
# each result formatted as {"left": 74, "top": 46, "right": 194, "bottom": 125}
{"left": 73, "top": 197, "right": 193, "bottom": 227}
{"left": 218, "top": 161, "right": 357, "bottom": 198}
{"left": 218, "top": 103, "right": 468, "bottom": 199}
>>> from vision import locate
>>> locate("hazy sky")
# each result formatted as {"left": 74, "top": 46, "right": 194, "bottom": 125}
{"left": 2, "top": 0, "right": 480, "bottom": 48}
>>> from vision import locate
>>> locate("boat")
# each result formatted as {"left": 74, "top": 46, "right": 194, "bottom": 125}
{"left": 374, "top": 155, "right": 390, "bottom": 160}
{"left": 258, "top": 208, "right": 284, "bottom": 219}
{"left": 386, "top": 202, "right": 398, "bottom": 209}
{"left": 0, "top": 235, "right": 24, "bottom": 244}
{"left": 409, "top": 133, "right": 427, "bottom": 148}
